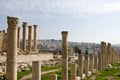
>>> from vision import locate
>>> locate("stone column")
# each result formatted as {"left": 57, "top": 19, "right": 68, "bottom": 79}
{"left": 94, "top": 52, "right": 98, "bottom": 72}
{"left": 101, "top": 41, "right": 107, "bottom": 69}
{"left": 84, "top": 51, "right": 89, "bottom": 77}
{"left": 111, "top": 50, "right": 114, "bottom": 64}
{"left": 107, "top": 43, "right": 111, "bottom": 65}
{"left": 50, "top": 74, "right": 57, "bottom": 80}
{"left": 71, "top": 63, "right": 76, "bottom": 80}
{"left": 89, "top": 53, "right": 94, "bottom": 73}
{"left": 17, "top": 27, "right": 20, "bottom": 48}
{"left": 62, "top": 31, "right": 68, "bottom": 80}
{"left": 78, "top": 53, "right": 83, "bottom": 79}
{"left": 3, "top": 30, "right": 5, "bottom": 33}
{"left": 33, "top": 25, "right": 37, "bottom": 51}
{"left": 28, "top": 26, "right": 32, "bottom": 51}
{"left": 6, "top": 16, "right": 18, "bottom": 80}
{"left": 32, "top": 61, "right": 41, "bottom": 80}
{"left": 98, "top": 49, "right": 102, "bottom": 70}
{"left": 22, "top": 22, "right": 27, "bottom": 51}
{"left": 0, "top": 31, "right": 3, "bottom": 51}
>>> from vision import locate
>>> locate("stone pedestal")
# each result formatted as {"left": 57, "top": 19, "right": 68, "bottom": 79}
{"left": 6, "top": 16, "right": 18, "bottom": 80}
{"left": 17, "top": 27, "right": 20, "bottom": 48}
{"left": 71, "top": 63, "right": 76, "bottom": 80}
{"left": 62, "top": 31, "right": 68, "bottom": 80}
{"left": 28, "top": 26, "right": 32, "bottom": 51}
{"left": 33, "top": 25, "right": 37, "bottom": 51}
{"left": 32, "top": 61, "right": 41, "bottom": 80}
{"left": 78, "top": 53, "right": 83, "bottom": 79}
{"left": 50, "top": 74, "right": 57, "bottom": 80}
{"left": 22, "top": 22, "right": 27, "bottom": 51}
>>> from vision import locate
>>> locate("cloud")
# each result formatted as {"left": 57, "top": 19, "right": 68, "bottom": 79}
{"left": 0, "top": 0, "right": 120, "bottom": 19}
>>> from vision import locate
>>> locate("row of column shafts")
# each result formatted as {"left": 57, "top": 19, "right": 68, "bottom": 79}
{"left": 1, "top": 19, "right": 38, "bottom": 52}
{"left": 6, "top": 16, "right": 120, "bottom": 80}
{"left": 20, "top": 22, "right": 37, "bottom": 52}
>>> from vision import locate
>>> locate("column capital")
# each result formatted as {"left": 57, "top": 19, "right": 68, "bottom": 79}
{"left": 28, "top": 25, "right": 32, "bottom": 28}
{"left": 22, "top": 22, "right": 27, "bottom": 24}
{"left": 62, "top": 31, "right": 68, "bottom": 35}
{"left": 108, "top": 43, "right": 111, "bottom": 46}
{"left": 33, "top": 25, "right": 38, "bottom": 27}
{"left": 0, "top": 31, "right": 3, "bottom": 33}
{"left": 18, "top": 27, "right": 20, "bottom": 29}
{"left": 3, "top": 30, "right": 5, "bottom": 33}
{"left": 7, "top": 16, "right": 19, "bottom": 28}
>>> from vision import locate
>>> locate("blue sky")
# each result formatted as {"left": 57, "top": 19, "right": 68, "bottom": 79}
{"left": 0, "top": 0, "right": 120, "bottom": 44}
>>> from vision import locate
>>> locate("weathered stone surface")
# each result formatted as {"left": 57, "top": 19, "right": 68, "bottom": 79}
{"left": 17, "top": 27, "right": 20, "bottom": 48}
{"left": 62, "top": 31, "right": 68, "bottom": 80}
{"left": 78, "top": 53, "right": 84, "bottom": 79}
{"left": 22, "top": 22, "right": 27, "bottom": 51}
{"left": 32, "top": 61, "right": 41, "bottom": 80}
{"left": 71, "top": 63, "right": 76, "bottom": 80}
{"left": 33, "top": 25, "right": 37, "bottom": 51}
{"left": 6, "top": 16, "right": 18, "bottom": 80}
{"left": 28, "top": 26, "right": 32, "bottom": 51}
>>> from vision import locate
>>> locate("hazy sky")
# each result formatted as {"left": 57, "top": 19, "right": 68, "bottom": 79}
{"left": 0, "top": 0, "right": 120, "bottom": 44}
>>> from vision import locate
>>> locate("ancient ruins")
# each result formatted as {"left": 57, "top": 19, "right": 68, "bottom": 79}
{"left": 0, "top": 16, "right": 120, "bottom": 80}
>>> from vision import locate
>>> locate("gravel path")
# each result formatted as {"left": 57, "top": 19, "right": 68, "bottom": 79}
{"left": 21, "top": 69, "right": 59, "bottom": 80}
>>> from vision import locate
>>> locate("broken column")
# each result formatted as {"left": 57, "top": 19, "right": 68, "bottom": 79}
{"left": 32, "top": 61, "right": 41, "bottom": 80}
{"left": 89, "top": 53, "right": 94, "bottom": 73}
{"left": 78, "top": 52, "right": 83, "bottom": 79}
{"left": 28, "top": 26, "right": 32, "bottom": 51}
{"left": 33, "top": 25, "right": 37, "bottom": 51}
{"left": 22, "top": 22, "right": 27, "bottom": 51}
{"left": 17, "top": 27, "right": 20, "bottom": 48}
{"left": 50, "top": 74, "right": 57, "bottom": 80}
{"left": 84, "top": 51, "right": 90, "bottom": 77}
{"left": 6, "top": 16, "right": 18, "bottom": 80}
{"left": 71, "top": 63, "right": 76, "bottom": 80}
{"left": 62, "top": 31, "right": 68, "bottom": 80}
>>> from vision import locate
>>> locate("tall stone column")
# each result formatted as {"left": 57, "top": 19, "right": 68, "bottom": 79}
{"left": 0, "top": 31, "right": 3, "bottom": 51}
{"left": 28, "top": 26, "right": 32, "bottom": 51}
{"left": 22, "top": 22, "right": 27, "bottom": 51}
{"left": 62, "top": 31, "right": 68, "bottom": 80}
{"left": 101, "top": 41, "right": 107, "bottom": 69}
{"left": 94, "top": 51, "right": 98, "bottom": 72}
{"left": 98, "top": 49, "right": 102, "bottom": 70}
{"left": 33, "top": 25, "right": 37, "bottom": 51}
{"left": 78, "top": 53, "right": 83, "bottom": 79}
{"left": 84, "top": 51, "right": 89, "bottom": 77}
{"left": 107, "top": 43, "right": 111, "bottom": 65}
{"left": 6, "top": 16, "right": 18, "bottom": 80}
{"left": 71, "top": 63, "right": 76, "bottom": 80}
{"left": 17, "top": 27, "right": 20, "bottom": 48}
{"left": 89, "top": 53, "right": 94, "bottom": 73}
{"left": 50, "top": 74, "right": 57, "bottom": 80}
{"left": 32, "top": 61, "right": 41, "bottom": 80}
